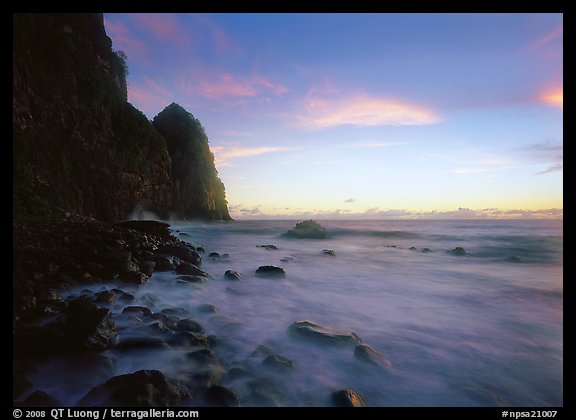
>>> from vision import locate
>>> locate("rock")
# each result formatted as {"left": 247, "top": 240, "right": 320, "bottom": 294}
{"left": 225, "top": 287, "right": 246, "bottom": 296}
{"left": 282, "top": 220, "right": 328, "bottom": 239}
{"left": 190, "top": 367, "right": 224, "bottom": 389}
{"left": 251, "top": 344, "right": 275, "bottom": 358}
{"left": 65, "top": 296, "right": 118, "bottom": 350}
{"left": 168, "top": 331, "right": 209, "bottom": 348}
{"left": 225, "top": 366, "right": 251, "bottom": 381}
{"left": 145, "top": 255, "right": 174, "bottom": 271}
{"left": 354, "top": 344, "right": 392, "bottom": 368}
{"left": 122, "top": 306, "right": 152, "bottom": 317}
{"left": 175, "top": 262, "right": 209, "bottom": 277}
{"left": 157, "top": 245, "right": 201, "bottom": 266}
{"left": 197, "top": 303, "right": 218, "bottom": 314}
{"left": 115, "top": 337, "right": 168, "bottom": 350}
{"left": 205, "top": 385, "right": 241, "bottom": 407}
{"left": 448, "top": 247, "right": 466, "bottom": 256}
{"left": 196, "top": 247, "right": 206, "bottom": 253}
{"left": 208, "top": 252, "right": 220, "bottom": 259}
{"left": 322, "top": 249, "right": 336, "bottom": 256}
{"left": 111, "top": 289, "right": 135, "bottom": 302}
{"left": 115, "top": 221, "right": 172, "bottom": 239}
{"left": 257, "top": 244, "right": 278, "bottom": 250}
{"left": 13, "top": 371, "right": 32, "bottom": 400}
{"left": 421, "top": 248, "right": 431, "bottom": 253}
{"left": 263, "top": 354, "right": 296, "bottom": 372}
{"left": 95, "top": 290, "right": 116, "bottom": 304}
{"left": 255, "top": 265, "right": 286, "bottom": 277}
{"left": 176, "top": 275, "right": 206, "bottom": 284}
{"left": 79, "top": 369, "right": 189, "bottom": 407}
{"left": 289, "top": 320, "right": 361, "bottom": 346}
{"left": 140, "top": 293, "right": 159, "bottom": 306}
{"left": 224, "top": 270, "right": 242, "bottom": 280}
{"left": 119, "top": 271, "right": 149, "bottom": 285}
{"left": 139, "top": 260, "right": 156, "bottom": 276}
{"left": 247, "top": 377, "right": 285, "bottom": 407}
{"left": 332, "top": 389, "right": 366, "bottom": 407}
{"left": 23, "top": 390, "right": 61, "bottom": 407}
{"left": 176, "top": 318, "right": 204, "bottom": 334}
{"left": 161, "top": 307, "right": 189, "bottom": 317}
{"left": 187, "top": 349, "right": 218, "bottom": 365}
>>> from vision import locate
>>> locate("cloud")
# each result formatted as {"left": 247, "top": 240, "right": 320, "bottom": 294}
{"left": 104, "top": 18, "right": 149, "bottom": 58}
{"left": 295, "top": 92, "right": 441, "bottom": 129}
{"left": 540, "top": 86, "right": 563, "bottom": 108}
{"left": 518, "top": 140, "right": 563, "bottom": 175}
{"left": 200, "top": 74, "right": 288, "bottom": 98}
{"left": 127, "top": 77, "right": 174, "bottom": 115}
{"left": 212, "top": 145, "right": 293, "bottom": 167}
{"left": 131, "top": 13, "right": 189, "bottom": 44}
{"left": 527, "top": 24, "right": 563, "bottom": 51}
{"left": 344, "top": 198, "right": 355, "bottom": 203}
{"left": 192, "top": 14, "right": 236, "bottom": 53}
{"left": 342, "top": 141, "right": 409, "bottom": 149}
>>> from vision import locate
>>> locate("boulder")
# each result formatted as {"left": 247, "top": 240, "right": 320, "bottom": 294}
{"left": 263, "top": 354, "right": 296, "bottom": 372}
{"left": 175, "top": 262, "right": 209, "bottom": 277}
{"left": 175, "top": 318, "right": 204, "bottom": 334}
{"left": 176, "top": 275, "right": 206, "bottom": 284}
{"left": 114, "top": 220, "right": 172, "bottom": 239}
{"left": 322, "top": 249, "right": 336, "bottom": 256}
{"left": 255, "top": 265, "right": 286, "bottom": 277}
{"left": 197, "top": 303, "right": 218, "bottom": 314}
{"left": 257, "top": 245, "right": 278, "bottom": 250}
{"left": 79, "top": 369, "right": 189, "bottom": 407}
{"left": 157, "top": 245, "right": 201, "bottom": 266}
{"left": 354, "top": 344, "right": 392, "bottom": 368}
{"left": 65, "top": 296, "right": 117, "bottom": 351}
{"left": 205, "top": 385, "right": 241, "bottom": 407}
{"left": 332, "top": 389, "right": 365, "bottom": 407}
{"left": 122, "top": 306, "right": 152, "bottom": 317}
{"left": 282, "top": 220, "right": 328, "bottom": 239}
{"left": 144, "top": 255, "right": 174, "bottom": 271}
{"left": 289, "top": 320, "right": 361, "bottom": 346}
{"left": 224, "top": 270, "right": 242, "bottom": 280}
{"left": 448, "top": 247, "right": 466, "bottom": 256}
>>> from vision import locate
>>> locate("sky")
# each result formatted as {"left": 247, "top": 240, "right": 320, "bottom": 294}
{"left": 103, "top": 13, "right": 563, "bottom": 220}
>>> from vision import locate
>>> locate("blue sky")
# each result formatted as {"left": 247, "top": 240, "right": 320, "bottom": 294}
{"left": 103, "top": 13, "right": 563, "bottom": 219}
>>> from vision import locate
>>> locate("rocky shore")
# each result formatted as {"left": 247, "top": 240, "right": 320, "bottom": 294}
{"left": 13, "top": 217, "right": 381, "bottom": 407}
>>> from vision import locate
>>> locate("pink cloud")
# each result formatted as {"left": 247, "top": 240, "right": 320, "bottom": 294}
{"left": 104, "top": 18, "right": 149, "bottom": 57}
{"left": 192, "top": 14, "right": 235, "bottom": 53}
{"left": 296, "top": 92, "right": 441, "bottom": 129}
{"left": 540, "top": 86, "right": 563, "bottom": 108}
{"left": 528, "top": 24, "right": 563, "bottom": 51}
{"left": 130, "top": 13, "right": 189, "bottom": 44}
{"left": 212, "top": 145, "right": 293, "bottom": 167}
{"left": 200, "top": 74, "right": 288, "bottom": 98}
{"left": 127, "top": 77, "right": 174, "bottom": 115}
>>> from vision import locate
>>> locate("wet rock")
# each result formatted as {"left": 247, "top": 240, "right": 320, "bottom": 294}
{"left": 119, "top": 271, "right": 149, "bottom": 285}
{"left": 224, "top": 270, "right": 242, "bottom": 280}
{"left": 448, "top": 247, "right": 466, "bottom": 256}
{"left": 161, "top": 307, "right": 189, "bottom": 317}
{"left": 190, "top": 367, "right": 224, "bottom": 389}
{"left": 79, "top": 369, "right": 189, "bottom": 407}
{"left": 354, "top": 344, "right": 392, "bottom": 368}
{"left": 187, "top": 349, "right": 218, "bottom": 365}
{"left": 122, "top": 306, "right": 152, "bottom": 317}
{"left": 65, "top": 296, "right": 117, "bottom": 350}
{"left": 95, "top": 290, "right": 116, "bottom": 304}
{"left": 225, "top": 287, "right": 246, "bottom": 296}
{"left": 255, "top": 265, "right": 286, "bottom": 277}
{"left": 157, "top": 245, "right": 201, "bottom": 266}
{"left": 115, "top": 336, "right": 168, "bottom": 350}
{"left": 139, "top": 260, "right": 156, "bottom": 276}
{"left": 282, "top": 220, "right": 328, "bottom": 239}
{"left": 176, "top": 275, "right": 206, "bottom": 284}
{"left": 225, "top": 366, "right": 251, "bottom": 381}
{"left": 247, "top": 377, "right": 285, "bottom": 407}
{"left": 145, "top": 255, "right": 174, "bottom": 271}
{"left": 196, "top": 247, "right": 206, "bottom": 253}
{"left": 169, "top": 331, "right": 210, "bottom": 348}
{"left": 176, "top": 318, "right": 204, "bottom": 334}
{"left": 322, "top": 249, "right": 336, "bottom": 256}
{"left": 197, "top": 303, "right": 218, "bottom": 314}
{"left": 289, "top": 320, "right": 361, "bottom": 346}
{"left": 251, "top": 344, "right": 275, "bottom": 358}
{"left": 205, "top": 385, "right": 241, "bottom": 407}
{"left": 175, "top": 262, "right": 209, "bottom": 277}
{"left": 263, "top": 354, "right": 296, "bottom": 372}
{"left": 208, "top": 252, "right": 220, "bottom": 259}
{"left": 421, "top": 248, "right": 431, "bottom": 253}
{"left": 332, "top": 389, "right": 365, "bottom": 407}
{"left": 111, "top": 289, "right": 135, "bottom": 302}
{"left": 24, "top": 390, "right": 61, "bottom": 407}
{"left": 114, "top": 220, "right": 172, "bottom": 239}
{"left": 257, "top": 244, "right": 278, "bottom": 250}
{"left": 140, "top": 293, "right": 159, "bottom": 306}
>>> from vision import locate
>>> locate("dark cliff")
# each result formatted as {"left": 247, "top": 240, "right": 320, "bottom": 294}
{"left": 13, "top": 13, "right": 230, "bottom": 222}
{"left": 153, "top": 104, "right": 231, "bottom": 221}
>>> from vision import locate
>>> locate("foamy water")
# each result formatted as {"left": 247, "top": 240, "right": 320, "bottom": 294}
{"left": 28, "top": 219, "right": 563, "bottom": 406}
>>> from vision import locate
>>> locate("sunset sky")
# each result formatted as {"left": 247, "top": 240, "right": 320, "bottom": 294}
{"left": 103, "top": 13, "right": 563, "bottom": 219}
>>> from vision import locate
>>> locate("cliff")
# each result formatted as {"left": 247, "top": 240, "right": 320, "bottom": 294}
{"left": 13, "top": 13, "right": 230, "bottom": 222}
{"left": 153, "top": 104, "right": 231, "bottom": 221}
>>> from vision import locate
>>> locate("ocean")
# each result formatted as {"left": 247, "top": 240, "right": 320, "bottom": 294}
{"left": 28, "top": 219, "right": 563, "bottom": 407}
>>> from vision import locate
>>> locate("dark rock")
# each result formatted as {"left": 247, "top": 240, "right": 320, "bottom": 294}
{"left": 24, "top": 390, "right": 61, "bottom": 407}
{"left": 421, "top": 248, "right": 431, "bottom": 253}
{"left": 251, "top": 344, "right": 275, "bottom": 358}
{"left": 332, "top": 389, "right": 366, "bottom": 407}
{"left": 263, "top": 354, "right": 296, "bottom": 372}
{"left": 196, "top": 247, "right": 206, "bottom": 253}
{"left": 190, "top": 367, "right": 224, "bottom": 389}
{"left": 224, "top": 270, "right": 242, "bottom": 280}
{"left": 79, "top": 369, "right": 189, "bottom": 407}
{"left": 225, "top": 366, "right": 251, "bottom": 381}
{"left": 145, "top": 255, "right": 174, "bottom": 271}
{"left": 95, "top": 290, "right": 116, "bottom": 304}
{"left": 205, "top": 385, "right": 241, "bottom": 407}
{"left": 65, "top": 296, "right": 117, "bottom": 350}
{"left": 176, "top": 275, "right": 206, "bottom": 284}
{"left": 175, "top": 262, "right": 209, "bottom": 277}
{"left": 111, "top": 289, "right": 135, "bottom": 302}
{"left": 115, "top": 221, "right": 172, "bottom": 239}
{"left": 225, "top": 287, "right": 246, "bottom": 296}
{"left": 140, "top": 293, "right": 159, "bottom": 306}
{"left": 115, "top": 337, "right": 168, "bottom": 350}
{"left": 247, "top": 377, "right": 285, "bottom": 407}
{"left": 449, "top": 247, "right": 466, "bottom": 256}
{"left": 289, "top": 320, "right": 361, "bottom": 346}
{"left": 13, "top": 371, "right": 32, "bottom": 400}
{"left": 282, "top": 220, "right": 328, "bottom": 239}
{"left": 176, "top": 318, "right": 204, "bottom": 334}
{"left": 122, "top": 306, "right": 152, "bottom": 317}
{"left": 139, "top": 260, "right": 156, "bottom": 276}
{"left": 187, "top": 349, "right": 218, "bottom": 365}
{"left": 322, "top": 249, "right": 336, "bottom": 256}
{"left": 119, "top": 271, "right": 149, "bottom": 285}
{"left": 354, "top": 344, "right": 392, "bottom": 368}
{"left": 207, "top": 335, "right": 220, "bottom": 347}
{"left": 208, "top": 252, "right": 220, "bottom": 259}
{"left": 197, "top": 303, "right": 218, "bottom": 314}
{"left": 257, "top": 244, "right": 278, "bottom": 250}
{"left": 161, "top": 307, "right": 189, "bottom": 317}
{"left": 157, "top": 245, "right": 201, "bottom": 266}
{"left": 255, "top": 265, "right": 286, "bottom": 277}
{"left": 168, "top": 331, "right": 210, "bottom": 348}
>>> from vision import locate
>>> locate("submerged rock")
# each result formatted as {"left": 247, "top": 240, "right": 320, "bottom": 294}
{"left": 289, "top": 320, "right": 361, "bottom": 346}
{"left": 263, "top": 354, "right": 296, "bottom": 372}
{"left": 79, "top": 369, "right": 189, "bottom": 407}
{"left": 322, "top": 249, "right": 336, "bottom": 256}
{"left": 332, "top": 389, "right": 366, "bottom": 407}
{"left": 448, "top": 247, "right": 466, "bottom": 256}
{"left": 224, "top": 270, "right": 242, "bottom": 280}
{"left": 354, "top": 344, "right": 392, "bottom": 368}
{"left": 197, "top": 303, "right": 218, "bottom": 313}
{"left": 255, "top": 265, "right": 286, "bottom": 277}
{"left": 205, "top": 385, "right": 241, "bottom": 407}
{"left": 175, "top": 262, "right": 209, "bottom": 277}
{"left": 175, "top": 318, "right": 204, "bottom": 334}
{"left": 257, "top": 244, "right": 278, "bottom": 250}
{"left": 282, "top": 220, "right": 328, "bottom": 239}
{"left": 176, "top": 275, "right": 206, "bottom": 284}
